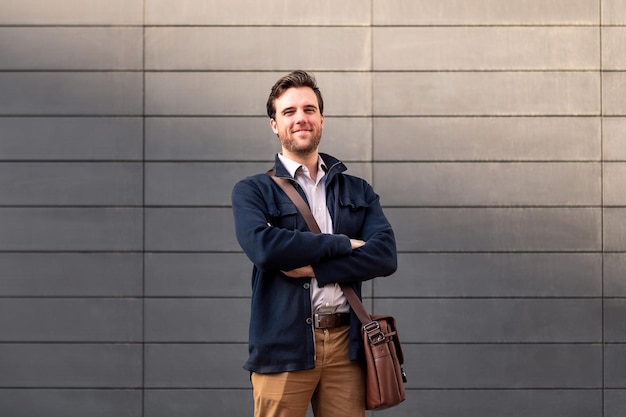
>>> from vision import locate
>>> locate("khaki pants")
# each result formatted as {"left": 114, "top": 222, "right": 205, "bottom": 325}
{"left": 252, "top": 326, "right": 365, "bottom": 417}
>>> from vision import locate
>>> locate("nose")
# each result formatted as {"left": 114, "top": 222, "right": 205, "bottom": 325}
{"left": 295, "top": 109, "right": 307, "bottom": 122}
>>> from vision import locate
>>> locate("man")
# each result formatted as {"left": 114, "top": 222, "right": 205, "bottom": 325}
{"left": 231, "top": 70, "right": 397, "bottom": 417}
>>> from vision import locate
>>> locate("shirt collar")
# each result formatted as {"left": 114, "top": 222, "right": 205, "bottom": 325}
{"left": 277, "top": 153, "right": 327, "bottom": 179}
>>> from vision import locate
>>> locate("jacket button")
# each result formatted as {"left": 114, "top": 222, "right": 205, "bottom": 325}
{"left": 306, "top": 318, "right": 312, "bottom": 325}
{"left": 303, "top": 283, "right": 310, "bottom": 289}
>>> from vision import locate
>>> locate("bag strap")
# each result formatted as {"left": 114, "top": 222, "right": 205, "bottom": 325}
{"left": 267, "top": 170, "right": 373, "bottom": 325}
{"left": 268, "top": 170, "right": 321, "bottom": 234}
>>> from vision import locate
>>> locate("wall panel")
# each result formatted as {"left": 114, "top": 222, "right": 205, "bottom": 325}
{"left": 144, "top": 208, "right": 237, "bottom": 251}
{"left": 0, "top": 390, "right": 142, "bottom": 417}
{"left": 0, "top": 208, "right": 143, "bottom": 251}
{"left": 145, "top": 0, "right": 371, "bottom": 25}
{"left": 146, "top": 27, "right": 371, "bottom": 71}
{"left": 0, "top": 253, "right": 142, "bottom": 297}
{"left": 144, "top": 344, "right": 249, "bottom": 388}
{"left": 144, "top": 390, "right": 252, "bottom": 417}
{"left": 373, "top": 117, "right": 601, "bottom": 161}
{"left": 0, "top": 117, "right": 143, "bottom": 161}
{"left": 144, "top": 253, "right": 252, "bottom": 297}
{"left": 373, "top": 72, "right": 600, "bottom": 116}
{"left": 380, "top": 253, "right": 602, "bottom": 297}
{"left": 604, "top": 0, "right": 626, "bottom": 24}
{"left": 0, "top": 73, "right": 143, "bottom": 115}
{"left": 605, "top": 345, "right": 626, "bottom": 387}
{"left": 401, "top": 390, "right": 601, "bottom": 417}
{"left": 144, "top": 298, "right": 249, "bottom": 342}
{"left": 603, "top": 27, "right": 626, "bottom": 69}
{"left": 0, "top": 162, "right": 142, "bottom": 205}
{"left": 605, "top": 253, "right": 626, "bottom": 296}
{"left": 0, "top": 27, "right": 143, "bottom": 70}
{"left": 373, "top": 0, "right": 598, "bottom": 25}
{"left": 388, "top": 207, "right": 601, "bottom": 252}
{"left": 0, "top": 344, "right": 142, "bottom": 388}
{"left": 604, "top": 72, "right": 626, "bottom": 115}
{"left": 604, "top": 118, "right": 626, "bottom": 160}
{"left": 407, "top": 344, "right": 602, "bottom": 388}
{"left": 604, "top": 208, "right": 626, "bottom": 250}
{"left": 376, "top": 162, "right": 600, "bottom": 206}
{"left": 374, "top": 27, "right": 598, "bottom": 70}
{"left": 0, "top": 0, "right": 143, "bottom": 25}
{"left": 0, "top": 299, "right": 142, "bottom": 342}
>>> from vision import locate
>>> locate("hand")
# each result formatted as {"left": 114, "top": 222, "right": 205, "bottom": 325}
{"left": 350, "top": 239, "right": 366, "bottom": 250}
{"left": 281, "top": 265, "right": 315, "bottom": 279}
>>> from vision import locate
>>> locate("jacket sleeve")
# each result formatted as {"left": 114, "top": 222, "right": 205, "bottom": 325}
{"left": 232, "top": 177, "right": 353, "bottom": 272}
{"left": 312, "top": 184, "right": 397, "bottom": 286}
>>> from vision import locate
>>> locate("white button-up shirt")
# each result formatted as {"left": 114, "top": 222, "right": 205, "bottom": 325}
{"left": 278, "top": 153, "right": 349, "bottom": 314}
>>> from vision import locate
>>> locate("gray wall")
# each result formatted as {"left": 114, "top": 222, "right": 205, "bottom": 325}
{"left": 1, "top": 0, "right": 625, "bottom": 416}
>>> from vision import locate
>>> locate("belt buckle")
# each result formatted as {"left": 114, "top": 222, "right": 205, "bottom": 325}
{"left": 314, "top": 313, "right": 333, "bottom": 328}
{"left": 314, "top": 313, "right": 324, "bottom": 328}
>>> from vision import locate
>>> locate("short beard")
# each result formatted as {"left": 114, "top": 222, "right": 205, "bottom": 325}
{"left": 281, "top": 133, "right": 321, "bottom": 156}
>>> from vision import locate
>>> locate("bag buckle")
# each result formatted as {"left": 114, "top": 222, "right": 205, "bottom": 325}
{"left": 363, "top": 321, "right": 380, "bottom": 334}
{"left": 363, "top": 321, "right": 386, "bottom": 345}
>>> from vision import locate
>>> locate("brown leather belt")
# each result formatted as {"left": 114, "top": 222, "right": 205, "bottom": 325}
{"left": 314, "top": 313, "right": 350, "bottom": 329}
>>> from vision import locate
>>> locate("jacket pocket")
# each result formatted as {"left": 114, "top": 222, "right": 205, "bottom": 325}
{"left": 269, "top": 201, "right": 299, "bottom": 230}
{"left": 339, "top": 195, "right": 370, "bottom": 211}
{"left": 337, "top": 196, "right": 369, "bottom": 235}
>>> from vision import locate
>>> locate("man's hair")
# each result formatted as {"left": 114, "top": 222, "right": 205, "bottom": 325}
{"left": 266, "top": 70, "right": 324, "bottom": 119}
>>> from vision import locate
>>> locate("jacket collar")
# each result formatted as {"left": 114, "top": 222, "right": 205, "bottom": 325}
{"left": 273, "top": 153, "right": 346, "bottom": 182}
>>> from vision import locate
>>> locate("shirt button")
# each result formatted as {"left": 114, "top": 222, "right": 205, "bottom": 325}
{"left": 306, "top": 318, "right": 312, "bottom": 325}
{"left": 303, "top": 283, "right": 310, "bottom": 289}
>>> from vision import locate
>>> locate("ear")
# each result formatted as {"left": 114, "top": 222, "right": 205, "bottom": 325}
{"left": 320, "top": 114, "right": 324, "bottom": 129}
{"left": 270, "top": 118, "right": 278, "bottom": 134}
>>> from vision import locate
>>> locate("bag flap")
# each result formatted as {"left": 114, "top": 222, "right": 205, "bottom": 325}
{"left": 368, "top": 314, "right": 404, "bottom": 364}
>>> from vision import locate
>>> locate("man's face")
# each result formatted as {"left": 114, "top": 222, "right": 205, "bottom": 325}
{"left": 270, "top": 87, "right": 324, "bottom": 157}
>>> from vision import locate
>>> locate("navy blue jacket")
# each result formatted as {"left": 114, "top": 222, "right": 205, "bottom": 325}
{"left": 231, "top": 153, "right": 397, "bottom": 373}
